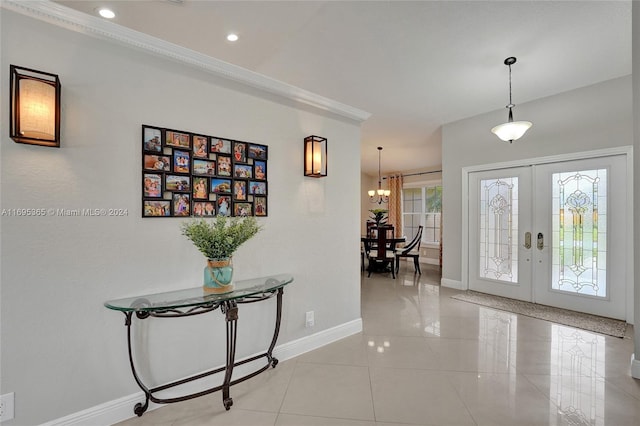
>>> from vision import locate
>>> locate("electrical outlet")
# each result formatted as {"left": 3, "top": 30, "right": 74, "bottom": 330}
{"left": 0, "top": 392, "right": 15, "bottom": 422}
{"left": 305, "top": 311, "right": 315, "bottom": 328}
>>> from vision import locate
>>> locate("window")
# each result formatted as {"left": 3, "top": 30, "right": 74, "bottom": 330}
{"left": 402, "top": 184, "right": 442, "bottom": 244}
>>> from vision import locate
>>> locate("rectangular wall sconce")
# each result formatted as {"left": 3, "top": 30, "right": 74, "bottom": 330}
{"left": 10, "top": 65, "right": 61, "bottom": 147}
{"left": 304, "top": 135, "right": 327, "bottom": 177}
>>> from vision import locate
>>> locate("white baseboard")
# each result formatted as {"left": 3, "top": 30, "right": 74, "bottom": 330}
{"left": 441, "top": 277, "right": 464, "bottom": 290}
{"left": 41, "top": 318, "right": 363, "bottom": 426}
{"left": 273, "top": 318, "right": 362, "bottom": 362}
{"left": 631, "top": 354, "right": 640, "bottom": 379}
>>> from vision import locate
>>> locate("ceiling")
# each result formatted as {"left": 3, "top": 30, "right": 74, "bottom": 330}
{"left": 55, "top": 0, "right": 632, "bottom": 176}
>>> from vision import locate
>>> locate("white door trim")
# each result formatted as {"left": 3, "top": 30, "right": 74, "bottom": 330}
{"left": 461, "top": 146, "right": 634, "bottom": 323}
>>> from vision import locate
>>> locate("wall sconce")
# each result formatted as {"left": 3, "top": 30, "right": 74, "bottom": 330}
{"left": 10, "top": 65, "right": 61, "bottom": 148}
{"left": 304, "top": 135, "right": 327, "bottom": 177}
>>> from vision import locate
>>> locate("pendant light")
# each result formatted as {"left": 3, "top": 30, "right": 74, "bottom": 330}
{"left": 368, "top": 147, "right": 390, "bottom": 204}
{"left": 491, "top": 57, "right": 532, "bottom": 143}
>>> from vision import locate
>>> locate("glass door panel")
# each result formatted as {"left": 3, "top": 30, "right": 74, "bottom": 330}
{"left": 469, "top": 167, "right": 532, "bottom": 301}
{"left": 533, "top": 156, "right": 626, "bottom": 320}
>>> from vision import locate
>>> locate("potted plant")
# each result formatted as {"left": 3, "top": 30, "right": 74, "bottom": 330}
{"left": 181, "top": 216, "right": 262, "bottom": 293}
{"left": 369, "top": 208, "right": 388, "bottom": 227}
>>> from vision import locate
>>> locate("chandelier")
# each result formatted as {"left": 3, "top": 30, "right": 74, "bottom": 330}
{"left": 491, "top": 57, "right": 532, "bottom": 143}
{"left": 368, "top": 146, "right": 390, "bottom": 204}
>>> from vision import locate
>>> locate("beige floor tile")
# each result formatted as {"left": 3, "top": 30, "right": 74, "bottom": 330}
{"left": 172, "top": 408, "right": 277, "bottom": 426}
{"left": 426, "top": 337, "right": 511, "bottom": 373}
{"left": 525, "top": 373, "right": 640, "bottom": 426}
{"left": 114, "top": 266, "right": 639, "bottom": 426}
{"left": 280, "top": 363, "right": 375, "bottom": 421}
{"left": 447, "top": 371, "right": 559, "bottom": 426}
{"left": 370, "top": 367, "right": 475, "bottom": 425}
{"left": 296, "top": 333, "right": 369, "bottom": 366}
{"left": 230, "top": 359, "right": 296, "bottom": 412}
{"left": 275, "top": 413, "right": 376, "bottom": 425}
{"left": 364, "top": 335, "right": 440, "bottom": 370}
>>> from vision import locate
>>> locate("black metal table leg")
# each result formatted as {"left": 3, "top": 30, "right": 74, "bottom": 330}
{"left": 125, "top": 311, "right": 151, "bottom": 417}
{"left": 221, "top": 300, "right": 238, "bottom": 410}
{"left": 266, "top": 287, "right": 283, "bottom": 368}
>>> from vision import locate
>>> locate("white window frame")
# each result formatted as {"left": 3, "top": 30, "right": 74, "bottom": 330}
{"left": 402, "top": 179, "right": 442, "bottom": 248}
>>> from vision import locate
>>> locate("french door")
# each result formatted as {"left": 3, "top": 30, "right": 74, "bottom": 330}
{"left": 468, "top": 154, "right": 628, "bottom": 320}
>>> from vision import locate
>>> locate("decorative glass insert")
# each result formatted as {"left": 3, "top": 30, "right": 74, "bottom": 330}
{"left": 479, "top": 177, "right": 518, "bottom": 283}
{"left": 552, "top": 169, "right": 607, "bottom": 297}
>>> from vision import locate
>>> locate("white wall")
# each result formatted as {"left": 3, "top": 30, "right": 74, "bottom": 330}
{"left": 441, "top": 76, "right": 633, "bottom": 288}
{"left": 0, "top": 10, "right": 362, "bottom": 425}
{"left": 632, "top": 1, "right": 640, "bottom": 378}
{"left": 360, "top": 172, "right": 378, "bottom": 234}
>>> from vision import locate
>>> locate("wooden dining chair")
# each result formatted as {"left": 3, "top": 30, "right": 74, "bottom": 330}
{"left": 367, "top": 228, "right": 396, "bottom": 279}
{"left": 395, "top": 225, "right": 423, "bottom": 274}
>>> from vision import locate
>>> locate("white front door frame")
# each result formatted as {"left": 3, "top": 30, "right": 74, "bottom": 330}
{"left": 460, "top": 146, "right": 634, "bottom": 323}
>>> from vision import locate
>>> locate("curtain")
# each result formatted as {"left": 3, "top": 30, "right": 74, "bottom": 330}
{"left": 388, "top": 174, "right": 403, "bottom": 234}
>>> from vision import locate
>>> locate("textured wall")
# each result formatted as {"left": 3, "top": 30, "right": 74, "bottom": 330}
{"left": 0, "top": 11, "right": 362, "bottom": 425}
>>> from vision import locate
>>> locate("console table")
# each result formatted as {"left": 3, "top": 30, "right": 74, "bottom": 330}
{"left": 104, "top": 274, "right": 293, "bottom": 416}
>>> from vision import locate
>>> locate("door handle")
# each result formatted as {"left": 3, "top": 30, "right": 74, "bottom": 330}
{"left": 537, "top": 232, "right": 544, "bottom": 250}
{"left": 524, "top": 232, "right": 531, "bottom": 249}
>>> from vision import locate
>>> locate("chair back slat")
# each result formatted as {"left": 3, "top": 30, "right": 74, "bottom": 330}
{"left": 400, "top": 226, "right": 423, "bottom": 254}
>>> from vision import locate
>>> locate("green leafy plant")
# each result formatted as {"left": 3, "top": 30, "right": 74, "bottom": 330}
{"left": 369, "top": 208, "right": 388, "bottom": 226}
{"left": 181, "top": 216, "right": 262, "bottom": 260}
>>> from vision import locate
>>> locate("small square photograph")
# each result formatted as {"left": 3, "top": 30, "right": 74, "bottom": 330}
{"left": 254, "top": 197, "right": 267, "bottom": 216}
{"left": 217, "top": 196, "right": 232, "bottom": 217}
{"left": 216, "top": 156, "right": 232, "bottom": 177}
{"left": 143, "top": 173, "right": 162, "bottom": 198}
{"left": 193, "top": 177, "right": 209, "bottom": 200}
{"left": 143, "top": 154, "right": 171, "bottom": 172}
{"left": 193, "top": 159, "right": 216, "bottom": 176}
{"left": 193, "top": 201, "right": 216, "bottom": 217}
{"left": 143, "top": 126, "right": 162, "bottom": 153}
{"left": 173, "top": 150, "right": 190, "bottom": 174}
{"left": 173, "top": 193, "right": 191, "bottom": 216}
{"left": 254, "top": 160, "right": 267, "bottom": 180}
{"left": 233, "top": 202, "right": 252, "bottom": 217}
{"left": 234, "top": 164, "right": 253, "bottom": 179}
{"left": 248, "top": 143, "right": 268, "bottom": 160}
{"left": 233, "top": 141, "right": 247, "bottom": 163}
{"left": 249, "top": 181, "right": 267, "bottom": 195}
{"left": 211, "top": 138, "right": 231, "bottom": 154}
{"left": 211, "top": 178, "right": 232, "bottom": 193}
{"left": 193, "top": 135, "right": 209, "bottom": 158}
{"left": 233, "top": 180, "right": 247, "bottom": 200}
{"left": 166, "top": 175, "right": 191, "bottom": 192}
{"left": 166, "top": 130, "right": 191, "bottom": 149}
{"left": 233, "top": 202, "right": 253, "bottom": 217}
{"left": 143, "top": 200, "right": 171, "bottom": 217}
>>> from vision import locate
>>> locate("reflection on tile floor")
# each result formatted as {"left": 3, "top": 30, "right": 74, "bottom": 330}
{"left": 116, "top": 264, "right": 640, "bottom": 426}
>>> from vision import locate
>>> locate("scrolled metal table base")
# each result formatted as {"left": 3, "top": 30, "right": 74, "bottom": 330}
{"left": 123, "top": 287, "right": 284, "bottom": 416}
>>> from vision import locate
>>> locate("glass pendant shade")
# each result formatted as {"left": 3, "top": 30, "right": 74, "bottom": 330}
{"left": 491, "top": 120, "right": 533, "bottom": 142}
{"left": 491, "top": 57, "right": 532, "bottom": 143}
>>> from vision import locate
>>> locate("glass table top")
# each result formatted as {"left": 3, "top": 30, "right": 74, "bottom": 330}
{"left": 104, "top": 274, "right": 293, "bottom": 312}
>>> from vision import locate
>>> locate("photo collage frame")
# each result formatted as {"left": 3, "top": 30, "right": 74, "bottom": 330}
{"left": 142, "top": 125, "right": 268, "bottom": 218}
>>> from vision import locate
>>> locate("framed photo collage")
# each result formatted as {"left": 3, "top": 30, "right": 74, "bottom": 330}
{"left": 142, "top": 125, "right": 268, "bottom": 218}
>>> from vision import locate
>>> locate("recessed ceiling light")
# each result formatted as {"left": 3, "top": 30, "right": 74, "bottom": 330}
{"left": 226, "top": 33, "right": 239, "bottom": 42}
{"left": 98, "top": 8, "right": 116, "bottom": 19}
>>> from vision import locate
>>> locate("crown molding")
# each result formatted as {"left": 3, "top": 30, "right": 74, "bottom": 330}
{"left": 1, "top": 0, "right": 371, "bottom": 122}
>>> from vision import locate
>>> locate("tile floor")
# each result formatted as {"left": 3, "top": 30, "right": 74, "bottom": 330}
{"left": 116, "top": 264, "right": 640, "bottom": 426}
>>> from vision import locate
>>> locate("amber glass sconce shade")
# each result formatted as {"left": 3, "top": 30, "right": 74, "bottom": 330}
{"left": 10, "top": 65, "right": 61, "bottom": 147}
{"left": 304, "top": 135, "right": 327, "bottom": 177}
